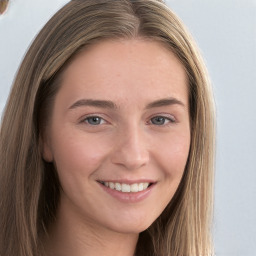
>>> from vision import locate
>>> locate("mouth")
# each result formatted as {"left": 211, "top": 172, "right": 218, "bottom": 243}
{"left": 97, "top": 181, "right": 153, "bottom": 193}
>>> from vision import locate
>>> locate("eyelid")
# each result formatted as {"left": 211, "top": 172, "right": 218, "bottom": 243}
{"left": 78, "top": 112, "right": 177, "bottom": 126}
{"left": 148, "top": 113, "right": 177, "bottom": 125}
{"left": 79, "top": 114, "right": 109, "bottom": 125}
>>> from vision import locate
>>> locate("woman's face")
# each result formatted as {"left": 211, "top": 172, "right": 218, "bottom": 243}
{"left": 43, "top": 39, "right": 190, "bottom": 234}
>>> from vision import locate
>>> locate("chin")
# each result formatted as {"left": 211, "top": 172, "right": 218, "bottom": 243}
{"left": 106, "top": 216, "right": 155, "bottom": 235}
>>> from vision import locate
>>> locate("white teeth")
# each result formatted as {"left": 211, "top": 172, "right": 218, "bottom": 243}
{"left": 130, "top": 183, "right": 139, "bottom": 192}
{"left": 115, "top": 183, "right": 122, "bottom": 191}
{"left": 143, "top": 183, "right": 148, "bottom": 190}
{"left": 100, "top": 181, "right": 150, "bottom": 193}
{"left": 109, "top": 182, "right": 115, "bottom": 189}
{"left": 138, "top": 183, "right": 144, "bottom": 191}
{"left": 122, "top": 184, "right": 131, "bottom": 192}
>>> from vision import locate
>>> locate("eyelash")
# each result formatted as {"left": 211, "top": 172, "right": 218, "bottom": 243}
{"left": 81, "top": 115, "right": 107, "bottom": 126}
{"left": 81, "top": 114, "right": 176, "bottom": 127}
{"left": 149, "top": 115, "right": 176, "bottom": 126}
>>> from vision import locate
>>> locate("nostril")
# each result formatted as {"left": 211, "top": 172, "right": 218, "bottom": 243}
{"left": 0, "top": 0, "right": 9, "bottom": 15}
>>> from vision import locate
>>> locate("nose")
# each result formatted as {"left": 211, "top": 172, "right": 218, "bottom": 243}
{"left": 110, "top": 126, "right": 149, "bottom": 170}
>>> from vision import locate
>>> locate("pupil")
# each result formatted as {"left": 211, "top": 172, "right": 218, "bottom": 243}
{"left": 152, "top": 117, "right": 165, "bottom": 125}
{"left": 89, "top": 117, "right": 100, "bottom": 125}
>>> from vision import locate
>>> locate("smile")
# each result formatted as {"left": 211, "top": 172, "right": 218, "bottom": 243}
{"left": 98, "top": 181, "right": 150, "bottom": 193}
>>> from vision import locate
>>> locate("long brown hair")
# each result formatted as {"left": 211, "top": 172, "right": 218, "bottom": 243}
{"left": 0, "top": 0, "right": 215, "bottom": 255}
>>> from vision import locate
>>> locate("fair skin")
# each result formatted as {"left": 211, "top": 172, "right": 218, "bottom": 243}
{"left": 42, "top": 39, "right": 190, "bottom": 256}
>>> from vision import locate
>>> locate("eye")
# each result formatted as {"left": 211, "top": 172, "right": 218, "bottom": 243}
{"left": 83, "top": 116, "right": 106, "bottom": 125}
{"left": 150, "top": 116, "right": 175, "bottom": 126}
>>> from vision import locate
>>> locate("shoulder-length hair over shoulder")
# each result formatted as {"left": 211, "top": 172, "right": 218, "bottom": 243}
{"left": 0, "top": 0, "right": 215, "bottom": 255}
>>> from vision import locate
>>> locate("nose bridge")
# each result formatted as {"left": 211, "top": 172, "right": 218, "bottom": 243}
{"left": 111, "top": 123, "right": 149, "bottom": 170}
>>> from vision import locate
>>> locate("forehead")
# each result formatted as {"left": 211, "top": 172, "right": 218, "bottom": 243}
{"left": 57, "top": 38, "right": 188, "bottom": 108}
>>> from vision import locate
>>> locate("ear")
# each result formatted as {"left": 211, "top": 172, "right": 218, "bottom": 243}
{"left": 39, "top": 134, "right": 53, "bottom": 162}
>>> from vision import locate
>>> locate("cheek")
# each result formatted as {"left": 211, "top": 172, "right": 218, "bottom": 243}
{"left": 145, "top": 133, "right": 190, "bottom": 220}
{"left": 154, "top": 133, "right": 190, "bottom": 178}
{"left": 50, "top": 131, "right": 111, "bottom": 184}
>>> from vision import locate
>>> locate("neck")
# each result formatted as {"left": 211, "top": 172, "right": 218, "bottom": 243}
{"left": 42, "top": 196, "right": 139, "bottom": 256}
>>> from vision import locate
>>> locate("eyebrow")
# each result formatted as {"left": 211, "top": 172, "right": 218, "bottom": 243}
{"left": 69, "top": 97, "right": 185, "bottom": 110}
{"left": 145, "top": 97, "right": 185, "bottom": 109}
{"left": 69, "top": 99, "right": 118, "bottom": 110}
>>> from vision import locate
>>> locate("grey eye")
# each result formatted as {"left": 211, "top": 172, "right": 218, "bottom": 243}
{"left": 0, "top": 0, "right": 9, "bottom": 15}
{"left": 150, "top": 116, "right": 175, "bottom": 126}
{"left": 85, "top": 116, "right": 103, "bottom": 125}
{"left": 151, "top": 116, "right": 168, "bottom": 125}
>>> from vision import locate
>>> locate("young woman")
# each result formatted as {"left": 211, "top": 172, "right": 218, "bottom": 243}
{"left": 0, "top": 0, "right": 215, "bottom": 255}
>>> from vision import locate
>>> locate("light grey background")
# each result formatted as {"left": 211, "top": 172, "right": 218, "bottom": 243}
{"left": 0, "top": 1, "right": 256, "bottom": 255}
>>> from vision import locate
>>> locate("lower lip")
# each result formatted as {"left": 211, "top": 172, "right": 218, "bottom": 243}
{"left": 99, "top": 183, "right": 155, "bottom": 203}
